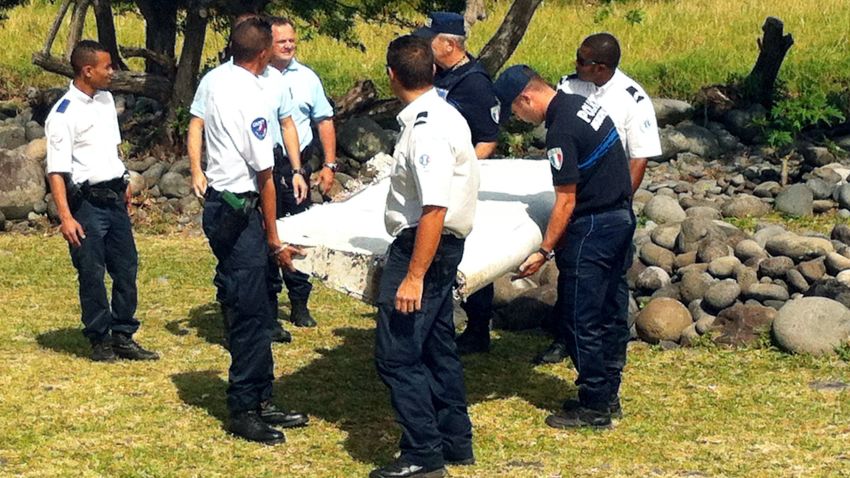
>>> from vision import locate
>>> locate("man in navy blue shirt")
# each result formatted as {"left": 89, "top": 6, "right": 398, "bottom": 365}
{"left": 413, "top": 11, "right": 500, "bottom": 355}
{"left": 495, "top": 65, "right": 635, "bottom": 429}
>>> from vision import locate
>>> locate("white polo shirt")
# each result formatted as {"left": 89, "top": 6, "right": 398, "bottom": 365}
{"left": 558, "top": 69, "right": 662, "bottom": 160}
{"left": 45, "top": 82, "right": 125, "bottom": 185}
{"left": 191, "top": 61, "right": 293, "bottom": 146}
{"left": 385, "top": 88, "right": 479, "bottom": 239}
{"left": 202, "top": 64, "right": 275, "bottom": 194}
{"left": 277, "top": 58, "right": 334, "bottom": 152}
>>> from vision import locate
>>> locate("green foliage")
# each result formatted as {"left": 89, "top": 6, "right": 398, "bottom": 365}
{"left": 834, "top": 342, "right": 850, "bottom": 362}
{"left": 171, "top": 105, "right": 191, "bottom": 142}
{"left": 753, "top": 85, "right": 846, "bottom": 150}
{"left": 624, "top": 8, "right": 645, "bottom": 25}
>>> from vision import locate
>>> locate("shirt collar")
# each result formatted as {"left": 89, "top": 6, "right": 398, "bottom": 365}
{"left": 230, "top": 62, "right": 265, "bottom": 88}
{"left": 596, "top": 68, "right": 623, "bottom": 95}
{"left": 282, "top": 58, "right": 301, "bottom": 74}
{"left": 67, "top": 81, "right": 101, "bottom": 104}
{"left": 396, "top": 88, "right": 439, "bottom": 128}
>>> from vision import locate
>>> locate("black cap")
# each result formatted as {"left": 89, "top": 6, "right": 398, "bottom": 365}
{"left": 493, "top": 65, "right": 534, "bottom": 125}
{"left": 412, "top": 12, "right": 465, "bottom": 39}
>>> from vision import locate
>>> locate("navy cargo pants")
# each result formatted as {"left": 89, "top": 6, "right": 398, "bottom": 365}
{"left": 375, "top": 229, "right": 473, "bottom": 469}
{"left": 554, "top": 207, "right": 635, "bottom": 410}
{"left": 203, "top": 189, "right": 275, "bottom": 414}
{"left": 69, "top": 195, "right": 139, "bottom": 344}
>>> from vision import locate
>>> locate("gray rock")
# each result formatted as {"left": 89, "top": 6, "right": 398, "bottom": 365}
{"left": 774, "top": 184, "right": 814, "bottom": 217}
{"left": 805, "top": 278, "right": 850, "bottom": 309}
{"left": 651, "top": 283, "right": 682, "bottom": 301}
{"left": 676, "top": 217, "right": 724, "bottom": 253}
{"left": 635, "top": 298, "right": 692, "bottom": 344}
{"left": 680, "top": 323, "right": 701, "bottom": 345}
{"left": 652, "top": 98, "right": 694, "bottom": 126}
{"left": 721, "top": 194, "right": 771, "bottom": 218}
{"left": 695, "top": 313, "right": 717, "bottom": 334}
{"left": 142, "top": 162, "right": 167, "bottom": 189}
{"left": 128, "top": 171, "right": 144, "bottom": 197}
{"left": 337, "top": 117, "right": 394, "bottom": 162}
{"left": 168, "top": 157, "right": 191, "bottom": 176}
{"left": 785, "top": 268, "right": 810, "bottom": 293}
{"left": 753, "top": 225, "right": 788, "bottom": 248}
{"left": 801, "top": 146, "right": 837, "bottom": 168}
{"left": 679, "top": 271, "right": 714, "bottom": 303}
{"left": 713, "top": 303, "right": 777, "bottom": 347}
{"left": 813, "top": 200, "right": 836, "bottom": 214}
{"left": 815, "top": 166, "right": 844, "bottom": 185}
{"left": 636, "top": 266, "right": 671, "bottom": 291}
{"left": 126, "top": 155, "right": 158, "bottom": 173}
{"left": 659, "top": 126, "right": 688, "bottom": 160}
{"left": 765, "top": 234, "right": 834, "bottom": 262}
{"left": 676, "top": 123, "right": 721, "bottom": 157}
{"left": 736, "top": 266, "right": 759, "bottom": 292}
{"left": 492, "top": 274, "right": 538, "bottom": 307}
{"left": 644, "top": 195, "right": 686, "bottom": 225}
{"left": 838, "top": 271, "right": 850, "bottom": 288}
{"left": 697, "top": 239, "right": 732, "bottom": 263}
{"left": 759, "top": 256, "right": 795, "bottom": 279}
{"left": 177, "top": 196, "right": 202, "bottom": 215}
{"left": 832, "top": 224, "right": 850, "bottom": 246}
{"left": 708, "top": 256, "right": 741, "bottom": 278}
{"left": 744, "top": 283, "right": 790, "bottom": 302}
{"left": 734, "top": 239, "right": 767, "bottom": 262}
{"left": 703, "top": 280, "right": 741, "bottom": 311}
{"left": 773, "top": 297, "right": 850, "bottom": 356}
{"left": 25, "top": 121, "right": 44, "bottom": 141}
{"left": 0, "top": 147, "right": 47, "bottom": 220}
{"left": 639, "top": 242, "right": 675, "bottom": 274}
{"left": 674, "top": 251, "right": 698, "bottom": 269}
{"left": 753, "top": 181, "right": 781, "bottom": 198}
{"left": 835, "top": 184, "right": 850, "bottom": 210}
{"left": 692, "top": 179, "right": 717, "bottom": 195}
{"left": 0, "top": 123, "right": 26, "bottom": 149}
{"left": 650, "top": 224, "right": 681, "bottom": 250}
{"left": 493, "top": 284, "right": 557, "bottom": 330}
{"left": 722, "top": 105, "right": 766, "bottom": 143}
{"left": 806, "top": 177, "right": 835, "bottom": 200}
{"left": 797, "top": 258, "right": 827, "bottom": 283}
{"left": 158, "top": 172, "right": 191, "bottom": 198}
{"left": 825, "top": 252, "right": 850, "bottom": 275}
{"left": 532, "top": 260, "right": 559, "bottom": 287}
{"left": 685, "top": 206, "right": 721, "bottom": 220}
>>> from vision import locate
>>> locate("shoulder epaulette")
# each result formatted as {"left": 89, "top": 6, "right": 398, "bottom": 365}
{"left": 625, "top": 85, "right": 645, "bottom": 103}
{"left": 414, "top": 111, "right": 428, "bottom": 126}
{"left": 56, "top": 99, "right": 70, "bottom": 113}
{"left": 558, "top": 73, "right": 579, "bottom": 86}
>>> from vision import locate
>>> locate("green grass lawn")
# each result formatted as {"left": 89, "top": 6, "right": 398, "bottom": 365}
{"left": 2, "top": 0, "right": 850, "bottom": 102}
{"left": 1, "top": 232, "right": 850, "bottom": 477}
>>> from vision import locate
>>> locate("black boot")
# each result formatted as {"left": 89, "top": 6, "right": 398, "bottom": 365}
{"left": 532, "top": 341, "right": 569, "bottom": 365}
{"left": 562, "top": 396, "right": 623, "bottom": 419}
{"left": 258, "top": 400, "right": 309, "bottom": 428}
{"left": 369, "top": 458, "right": 447, "bottom": 478}
{"left": 455, "top": 326, "right": 490, "bottom": 355}
{"left": 269, "top": 319, "right": 292, "bottom": 343}
{"left": 91, "top": 339, "right": 116, "bottom": 362}
{"left": 112, "top": 333, "right": 159, "bottom": 361}
{"left": 546, "top": 404, "right": 612, "bottom": 430}
{"left": 290, "top": 300, "right": 316, "bottom": 328}
{"left": 228, "top": 410, "right": 285, "bottom": 444}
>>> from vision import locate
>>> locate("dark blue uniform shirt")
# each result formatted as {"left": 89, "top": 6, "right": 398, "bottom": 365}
{"left": 545, "top": 91, "right": 631, "bottom": 217}
{"left": 434, "top": 56, "right": 500, "bottom": 145}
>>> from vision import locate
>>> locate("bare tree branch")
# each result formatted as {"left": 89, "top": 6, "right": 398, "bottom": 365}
{"left": 478, "top": 0, "right": 543, "bottom": 76}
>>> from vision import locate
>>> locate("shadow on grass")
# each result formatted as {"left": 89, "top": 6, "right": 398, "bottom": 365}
{"left": 165, "top": 302, "right": 224, "bottom": 348}
{"left": 36, "top": 327, "right": 88, "bottom": 358}
{"left": 169, "top": 325, "right": 574, "bottom": 465}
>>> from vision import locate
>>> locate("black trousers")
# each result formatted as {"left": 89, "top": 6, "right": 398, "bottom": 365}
{"left": 69, "top": 197, "right": 139, "bottom": 343}
{"left": 375, "top": 229, "right": 473, "bottom": 468}
{"left": 553, "top": 208, "right": 635, "bottom": 409}
{"left": 203, "top": 189, "right": 274, "bottom": 414}
{"left": 272, "top": 145, "right": 313, "bottom": 303}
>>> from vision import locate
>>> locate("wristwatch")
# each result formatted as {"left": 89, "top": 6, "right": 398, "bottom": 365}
{"left": 323, "top": 162, "right": 338, "bottom": 172}
{"left": 538, "top": 247, "right": 555, "bottom": 261}
{"left": 292, "top": 167, "right": 307, "bottom": 177}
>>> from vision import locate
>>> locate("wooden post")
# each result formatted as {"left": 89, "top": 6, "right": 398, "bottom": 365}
{"left": 745, "top": 17, "right": 794, "bottom": 107}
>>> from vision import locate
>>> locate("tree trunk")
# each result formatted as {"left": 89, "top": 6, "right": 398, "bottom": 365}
{"left": 66, "top": 0, "right": 92, "bottom": 60}
{"left": 32, "top": 52, "right": 172, "bottom": 103}
{"left": 478, "top": 0, "right": 543, "bottom": 76}
{"left": 164, "top": 2, "right": 209, "bottom": 145}
{"left": 93, "top": 0, "right": 127, "bottom": 70}
{"left": 745, "top": 17, "right": 794, "bottom": 108}
{"left": 136, "top": 0, "right": 178, "bottom": 76}
{"left": 333, "top": 80, "right": 379, "bottom": 121}
{"left": 41, "top": 0, "right": 73, "bottom": 55}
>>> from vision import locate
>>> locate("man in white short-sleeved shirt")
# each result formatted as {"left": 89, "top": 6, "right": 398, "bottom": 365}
{"left": 197, "top": 18, "right": 308, "bottom": 445}
{"left": 45, "top": 40, "right": 158, "bottom": 363}
{"left": 371, "top": 35, "right": 479, "bottom": 478}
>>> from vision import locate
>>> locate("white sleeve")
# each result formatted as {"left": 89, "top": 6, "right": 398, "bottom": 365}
{"left": 45, "top": 114, "right": 74, "bottom": 175}
{"left": 626, "top": 97, "right": 662, "bottom": 159}
{"left": 190, "top": 75, "right": 209, "bottom": 118}
{"left": 410, "top": 126, "right": 453, "bottom": 209}
{"left": 240, "top": 104, "right": 274, "bottom": 172}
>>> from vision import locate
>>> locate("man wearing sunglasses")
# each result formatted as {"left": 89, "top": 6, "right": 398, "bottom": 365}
{"left": 532, "top": 33, "right": 661, "bottom": 373}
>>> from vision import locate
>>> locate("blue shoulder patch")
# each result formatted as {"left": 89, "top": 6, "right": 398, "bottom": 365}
{"left": 251, "top": 117, "right": 268, "bottom": 140}
{"left": 56, "top": 99, "right": 70, "bottom": 114}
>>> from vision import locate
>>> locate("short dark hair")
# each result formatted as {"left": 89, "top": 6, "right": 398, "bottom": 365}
{"left": 267, "top": 16, "right": 296, "bottom": 31}
{"left": 230, "top": 17, "right": 272, "bottom": 64}
{"left": 582, "top": 32, "right": 621, "bottom": 69}
{"left": 70, "top": 40, "right": 108, "bottom": 76}
{"left": 387, "top": 35, "right": 433, "bottom": 90}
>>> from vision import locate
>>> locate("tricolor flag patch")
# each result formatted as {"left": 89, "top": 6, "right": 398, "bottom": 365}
{"left": 547, "top": 147, "right": 564, "bottom": 171}
{"left": 251, "top": 118, "right": 268, "bottom": 140}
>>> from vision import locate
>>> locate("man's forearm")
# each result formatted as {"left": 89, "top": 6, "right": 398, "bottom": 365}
{"left": 257, "top": 169, "right": 280, "bottom": 245}
{"left": 541, "top": 186, "right": 577, "bottom": 252}
{"left": 47, "top": 173, "right": 73, "bottom": 221}
{"left": 474, "top": 141, "right": 497, "bottom": 160}
{"left": 281, "top": 116, "right": 302, "bottom": 169}
{"left": 317, "top": 118, "right": 336, "bottom": 164}
{"left": 187, "top": 117, "right": 204, "bottom": 173}
{"left": 408, "top": 206, "right": 447, "bottom": 279}
{"left": 629, "top": 157, "right": 648, "bottom": 194}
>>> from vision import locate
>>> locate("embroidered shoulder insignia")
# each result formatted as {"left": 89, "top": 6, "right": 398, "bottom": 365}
{"left": 625, "top": 86, "right": 645, "bottom": 103}
{"left": 251, "top": 118, "right": 268, "bottom": 140}
{"left": 56, "top": 99, "right": 70, "bottom": 113}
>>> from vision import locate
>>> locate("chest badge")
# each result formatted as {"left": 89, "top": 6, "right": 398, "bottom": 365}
{"left": 490, "top": 104, "right": 500, "bottom": 124}
{"left": 418, "top": 154, "right": 430, "bottom": 167}
{"left": 251, "top": 118, "right": 268, "bottom": 140}
{"left": 547, "top": 147, "right": 564, "bottom": 171}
